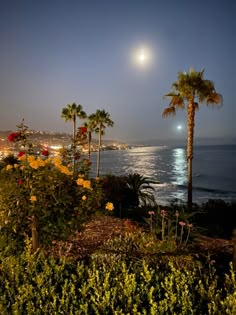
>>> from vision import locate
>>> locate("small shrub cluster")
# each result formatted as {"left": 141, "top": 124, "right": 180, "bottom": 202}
{"left": 0, "top": 242, "right": 235, "bottom": 314}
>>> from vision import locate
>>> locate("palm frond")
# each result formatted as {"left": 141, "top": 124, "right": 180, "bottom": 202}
{"left": 207, "top": 93, "right": 223, "bottom": 107}
{"left": 200, "top": 68, "right": 205, "bottom": 77}
{"left": 61, "top": 103, "right": 87, "bottom": 121}
{"left": 162, "top": 107, "right": 176, "bottom": 118}
{"left": 164, "top": 92, "right": 178, "bottom": 98}
{"left": 126, "top": 173, "right": 157, "bottom": 207}
{"left": 170, "top": 96, "right": 185, "bottom": 108}
{"left": 139, "top": 191, "right": 156, "bottom": 207}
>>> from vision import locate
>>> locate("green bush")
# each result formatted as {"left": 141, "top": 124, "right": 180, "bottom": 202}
{"left": 0, "top": 242, "right": 235, "bottom": 314}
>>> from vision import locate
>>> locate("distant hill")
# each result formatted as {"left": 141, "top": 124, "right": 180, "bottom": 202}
{"left": 1, "top": 130, "right": 234, "bottom": 147}
{"left": 0, "top": 130, "right": 128, "bottom": 147}
{"left": 0, "top": 130, "right": 12, "bottom": 137}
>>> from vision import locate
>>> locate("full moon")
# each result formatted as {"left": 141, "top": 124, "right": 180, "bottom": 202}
{"left": 131, "top": 45, "right": 153, "bottom": 68}
{"left": 177, "top": 125, "right": 182, "bottom": 130}
{"left": 139, "top": 53, "right": 146, "bottom": 62}
{"left": 136, "top": 49, "right": 149, "bottom": 65}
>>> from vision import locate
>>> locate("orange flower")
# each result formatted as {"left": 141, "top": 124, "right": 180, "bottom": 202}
{"left": 105, "top": 202, "right": 114, "bottom": 211}
{"left": 83, "top": 180, "right": 91, "bottom": 190}
{"left": 30, "top": 195, "right": 37, "bottom": 202}
{"left": 76, "top": 178, "right": 84, "bottom": 186}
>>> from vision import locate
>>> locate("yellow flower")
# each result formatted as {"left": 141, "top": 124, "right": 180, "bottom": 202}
{"left": 83, "top": 180, "right": 92, "bottom": 190}
{"left": 6, "top": 164, "right": 13, "bottom": 170}
{"left": 18, "top": 155, "right": 26, "bottom": 161}
{"left": 37, "top": 158, "right": 46, "bottom": 167}
{"left": 53, "top": 157, "right": 62, "bottom": 166}
{"left": 57, "top": 165, "right": 73, "bottom": 175}
{"left": 46, "top": 157, "right": 51, "bottom": 163}
{"left": 82, "top": 195, "right": 87, "bottom": 201}
{"left": 30, "top": 195, "right": 37, "bottom": 202}
{"left": 27, "top": 155, "right": 35, "bottom": 163}
{"left": 76, "top": 178, "right": 84, "bottom": 186}
{"left": 28, "top": 158, "right": 47, "bottom": 169}
{"left": 105, "top": 202, "right": 114, "bottom": 211}
{"left": 29, "top": 160, "right": 40, "bottom": 169}
{"left": 14, "top": 164, "right": 19, "bottom": 168}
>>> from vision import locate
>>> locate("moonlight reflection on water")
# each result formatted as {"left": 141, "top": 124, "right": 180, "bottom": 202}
{"left": 89, "top": 145, "right": 236, "bottom": 205}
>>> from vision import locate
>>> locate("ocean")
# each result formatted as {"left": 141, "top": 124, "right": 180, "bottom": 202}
{"left": 89, "top": 145, "right": 236, "bottom": 205}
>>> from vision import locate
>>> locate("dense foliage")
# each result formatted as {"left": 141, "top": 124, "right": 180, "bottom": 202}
{"left": 0, "top": 241, "right": 235, "bottom": 314}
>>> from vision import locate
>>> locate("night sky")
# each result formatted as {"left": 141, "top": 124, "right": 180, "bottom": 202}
{"left": 0, "top": 0, "right": 235, "bottom": 144}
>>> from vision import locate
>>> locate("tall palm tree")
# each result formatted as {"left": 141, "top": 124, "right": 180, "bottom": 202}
{"left": 61, "top": 103, "right": 87, "bottom": 170}
{"left": 83, "top": 118, "right": 95, "bottom": 161}
{"left": 162, "top": 68, "right": 222, "bottom": 210}
{"left": 88, "top": 109, "right": 114, "bottom": 177}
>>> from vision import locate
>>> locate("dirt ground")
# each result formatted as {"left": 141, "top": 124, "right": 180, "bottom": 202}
{"left": 49, "top": 215, "right": 234, "bottom": 262}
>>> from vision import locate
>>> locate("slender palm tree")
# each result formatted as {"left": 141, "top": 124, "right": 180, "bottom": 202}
{"left": 83, "top": 119, "right": 95, "bottom": 161}
{"left": 61, "top": 103, "right": 87, "bottom": 170}
{"left": 88, "top": 109, "right": 114, "bottom": 177}
{"left": 162, "top": 68, "right": 222, "bottom": 210}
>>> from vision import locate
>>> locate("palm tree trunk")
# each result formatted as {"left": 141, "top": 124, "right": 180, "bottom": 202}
{"left": 96, "top": 124, "right": 102, "bottom": 177}
{"left": 73, "top": 115, "right": 76, "bottom": 173}
{"left": 187, "top": 102, "right": 195, "bottom": 211}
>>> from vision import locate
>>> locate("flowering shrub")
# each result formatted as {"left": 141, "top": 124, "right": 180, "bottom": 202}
{"left": 0, "top": 121, "right": 105, "bottom": 249}
{"left": 7, "top": 120, "right": 34, "bottom": 154}
{"left": 58, "top": 147, "right": 91, "bottom": 177}
{"left": 0, "top": 154, "right": 105, "bottom": 248}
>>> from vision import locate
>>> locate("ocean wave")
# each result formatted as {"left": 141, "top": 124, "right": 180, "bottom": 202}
{"left": 193, "top": 173, "right": 203, "bottom": 177}
{"left": 193, "top": 186, "right": 236, "bottom": 195}
{"left": 155, "top": 182, "right": 236, "bottom": 196}
{"left": 155, "top": 182, "right": 173, "bottom": 188}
